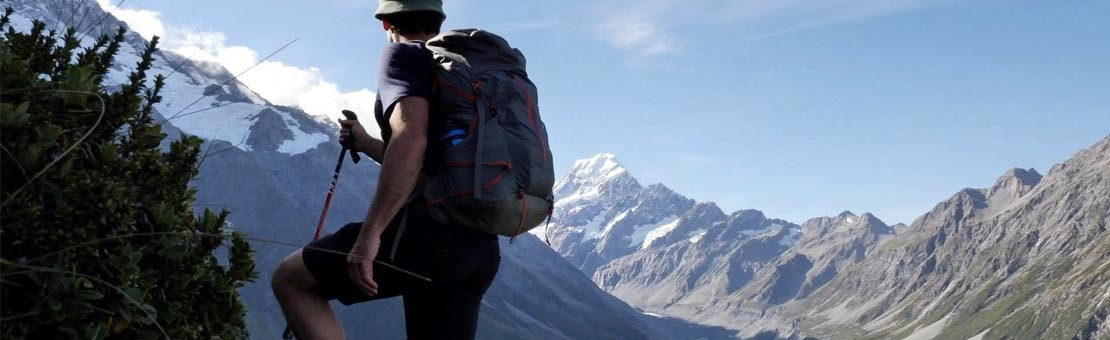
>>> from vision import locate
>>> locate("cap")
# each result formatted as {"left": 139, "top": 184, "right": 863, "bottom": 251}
{"left": 374, "top": 0, "right": 445, "bottom": 20}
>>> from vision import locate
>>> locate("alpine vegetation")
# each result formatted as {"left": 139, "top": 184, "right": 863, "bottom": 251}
{"left": 0, "top": 8, "right": 256, "bottom": 339}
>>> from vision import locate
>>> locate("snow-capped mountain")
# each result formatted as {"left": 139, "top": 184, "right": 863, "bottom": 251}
{"left": 543, "top": 153, "right": 704, "bottom": 275}
{"left": 7, "top": 1, "right": 332, "bottom": 156}
{"left": 554, "top": 152, "right": 642, "bottom": 209}
{"left": 7, "top": 2, "right": 739, "bottom": 339}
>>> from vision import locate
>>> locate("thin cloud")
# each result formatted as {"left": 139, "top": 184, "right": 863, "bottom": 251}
{"left": 723, "top": 0, "right": 942, "bottom": 40}
{"left": 590, "top": 0, "right": 689, "bottom": 57}
{"left": 599, "top": 15, "right": 680, "bottom": 56}
{"left": 491, "top": 18, "right": 561, "bottom": 33}
{"left": 592, "top": 0, "right": 942, "bottom": 58}
{"left": 96, "top": 0, "right": 378, "bottom": 136}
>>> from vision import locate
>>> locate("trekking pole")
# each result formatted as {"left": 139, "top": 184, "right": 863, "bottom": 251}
{"left": 283, "top": 110, "right": 361, "bottom": 340}
{"left": 312, "top": 110, "right": 361, "bottom": 239}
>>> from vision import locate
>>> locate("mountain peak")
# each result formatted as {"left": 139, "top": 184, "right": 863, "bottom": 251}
{"left": 553, "top": 153, "right": 640, "bottom": 207}
{"left": 837, "top": 211, "right": 858, "bottom": 222}
{"left": 569, "top": 153, "right": 626, "bottom": 178}
{"left": 986, "top": 167, "right": 1042, "bottom": 201}
{"left": 857, "top": 212, "right": 893, "bottom": 234}
{"left": 995, "top": 167, "right": 1042, "bottom": 188}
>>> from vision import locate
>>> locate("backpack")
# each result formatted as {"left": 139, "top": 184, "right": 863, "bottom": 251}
{"left": 421, "top": 29, "right": 555, "bottom": 238}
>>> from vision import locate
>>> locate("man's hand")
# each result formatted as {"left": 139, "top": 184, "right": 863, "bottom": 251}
{"left": 339, "top": 119, "right": 384, "bottom": 163}
{"left": 338, "top": 118, "right": 371, "bottom": 152}
{"left": 347, "top": 236, "right": 381, "bottom": 296}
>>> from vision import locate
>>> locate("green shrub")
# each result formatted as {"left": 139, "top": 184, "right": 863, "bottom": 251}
{"left": 1, "top": 7, "right": 255, "bottom": 339}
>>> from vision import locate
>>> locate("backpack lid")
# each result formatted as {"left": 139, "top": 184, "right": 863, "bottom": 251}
{"left": 426, "top": 29, "right": 526, "bottom": 75}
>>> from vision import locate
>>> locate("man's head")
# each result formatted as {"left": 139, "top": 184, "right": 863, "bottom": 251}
{"left": 375, "top": 0, "right": 445, "bottom": 42}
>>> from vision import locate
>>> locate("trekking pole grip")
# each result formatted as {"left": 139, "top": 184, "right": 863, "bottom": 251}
{"left": 341, "top": 110, "right": 361, "bottom": 164}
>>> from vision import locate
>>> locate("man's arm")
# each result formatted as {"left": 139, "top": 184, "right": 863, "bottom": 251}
{"left": 347, "top": 96, "right": 429, "bottom": 295}
{"left": 360, "top": 97, "right": 427, "bottom": 240}
{"left": 360, "top": 136, "right": 386, "bottom": 164}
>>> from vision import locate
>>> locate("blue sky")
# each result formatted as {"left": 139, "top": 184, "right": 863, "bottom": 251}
{"left": 100, "top": 0, "right": 1109, "bottom": 224}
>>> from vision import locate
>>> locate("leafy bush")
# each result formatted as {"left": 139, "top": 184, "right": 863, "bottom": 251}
{"left": 0, "top": 7, "right": 256, "bottom": 339}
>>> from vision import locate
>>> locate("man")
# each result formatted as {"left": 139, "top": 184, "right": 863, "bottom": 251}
{"left": 270, "top": 1, "right": 501, "bottom": 339}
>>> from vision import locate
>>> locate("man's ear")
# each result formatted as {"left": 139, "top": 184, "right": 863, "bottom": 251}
{"left": 382, "top": 20, "right": 393, "bottom": 32}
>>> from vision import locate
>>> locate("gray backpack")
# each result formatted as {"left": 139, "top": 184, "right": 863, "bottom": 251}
{"left": 421, "top": 29, "right": 555, "bottom": 238}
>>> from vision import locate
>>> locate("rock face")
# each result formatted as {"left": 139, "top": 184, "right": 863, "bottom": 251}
{"left": 797, "top": 136, "right": 1110, "bottom": 339}
{"left": 595, "top": 209, "right": 805, "bottom": 320}
{"left": 9, "top": 2, "right": 741, "bottom": 339}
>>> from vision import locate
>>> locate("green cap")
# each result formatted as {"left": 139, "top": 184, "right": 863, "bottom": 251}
{"left": 374, "top": 0, "right": 445, "bottom": 20}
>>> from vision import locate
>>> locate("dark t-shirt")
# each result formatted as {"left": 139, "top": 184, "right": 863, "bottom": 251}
{"left": 374, "top": 41, "right": 444, "bottom": 174}
{"left": 369, "top": 41, "right": 497, "bottom": 243}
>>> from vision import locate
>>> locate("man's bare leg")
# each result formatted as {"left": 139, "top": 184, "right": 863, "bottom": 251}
{"left": 272, "top": 249, "right": 345, "bottom": 340}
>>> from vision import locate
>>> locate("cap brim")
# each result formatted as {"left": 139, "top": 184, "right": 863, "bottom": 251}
{"left": 374, "top": 3, "right": 445, "bottom": 20}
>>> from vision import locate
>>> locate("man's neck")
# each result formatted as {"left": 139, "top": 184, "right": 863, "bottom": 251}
{"left": 396, "top": 33, "right": 437, "bottom": 43}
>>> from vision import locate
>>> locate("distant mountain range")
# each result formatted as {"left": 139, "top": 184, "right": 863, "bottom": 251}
{"left": 546, "top": 141, "right": 1109, "bottom": 339}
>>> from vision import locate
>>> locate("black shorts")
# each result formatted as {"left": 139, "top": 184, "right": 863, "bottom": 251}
{"left": 301, "top": 201, "right": 500, "bottom": 339}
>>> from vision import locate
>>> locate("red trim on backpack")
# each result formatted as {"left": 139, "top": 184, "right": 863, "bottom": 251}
{"left": 478, "top": 171, "right": 509, "bottom": 191}
{"left": 488, "top": 161, "right": 512, "bottom": 169}
{"left": 512, "top": 76, "right": 548, "bottom": 163}
{"left": 446, "top": 162, "right": 512, "bottom": 169}
{"left": 425, "top": 162, "right": 513, "bottom": 203}
{"left": 450, "top": 168, "right": 509, "bottom": 197}
{"left": 436, "top": 76, "right": 476, "bottom": 102}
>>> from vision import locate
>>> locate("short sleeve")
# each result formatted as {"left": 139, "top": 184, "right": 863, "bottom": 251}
{"left": 377, "top": 42, "right": 434, "bottom": 117}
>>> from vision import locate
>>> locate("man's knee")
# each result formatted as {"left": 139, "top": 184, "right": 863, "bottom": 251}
{"left": 272, "top": 249, "right": 315, "bottom": 293}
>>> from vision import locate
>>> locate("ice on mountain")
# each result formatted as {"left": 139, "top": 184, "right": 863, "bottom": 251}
{"left": 687, "top": 229, "right": 709, "bottom": 244}
{"left": 598, "top": 209, "right": 632, "bottom": 235}
{"left": 580, "top": 208, "right": 613, "bottom": 240}
{"left": 273, "top": 108, "right": 330, "bottom": 154}
{"left": 778, "top": 226, "right": 802, "bottom": 247}
{"left": 640, "top": 217, "right": 682, "bottom": 249}
{"left": 627, "top": 215, "right": 679, "bottom": 249}
{"left": 740, "top": 223, "right": 781, "bottom": 238}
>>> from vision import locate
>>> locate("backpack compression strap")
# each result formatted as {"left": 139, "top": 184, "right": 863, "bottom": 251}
{"left": 472, "top": 81, "right": 486, "bottom": 199}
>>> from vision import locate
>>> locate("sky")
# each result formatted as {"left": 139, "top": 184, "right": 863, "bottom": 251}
{"left": 95, "top": 0, "right": 1109, "bottom": 225}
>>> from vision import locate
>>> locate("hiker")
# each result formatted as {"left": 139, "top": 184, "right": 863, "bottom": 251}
{"left": 270, "top": 1, "right": 502, "bottom": 339}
